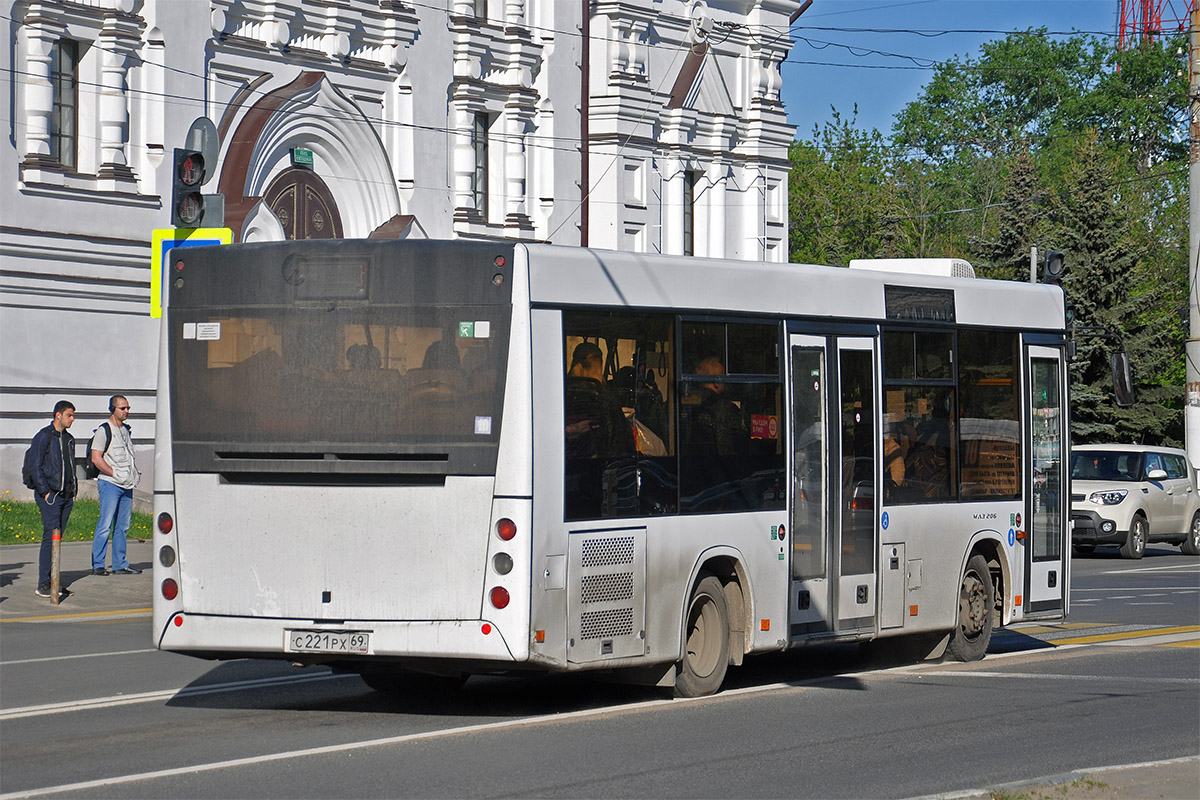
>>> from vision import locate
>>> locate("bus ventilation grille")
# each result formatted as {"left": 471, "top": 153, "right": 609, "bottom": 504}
{"left": 568, "top": 530, "right": 646, "bottom": 663}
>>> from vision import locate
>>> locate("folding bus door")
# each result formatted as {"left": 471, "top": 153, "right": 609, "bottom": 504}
{"left": 788, "top": 335, "right": 878, "bottom": 637}
{"left": 1025, "top": 345, "right": 1067, "bottom": 613}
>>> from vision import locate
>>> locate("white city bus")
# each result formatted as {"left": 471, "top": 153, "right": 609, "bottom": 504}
{"left": 152, "top": 240, "right": 1069, "bottom": 696}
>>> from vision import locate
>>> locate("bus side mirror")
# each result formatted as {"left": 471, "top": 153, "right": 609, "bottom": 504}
{"left": 1112, "top": 350, "right": 1135, "bottom": 408}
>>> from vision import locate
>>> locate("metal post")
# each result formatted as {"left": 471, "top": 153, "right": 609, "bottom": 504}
{"left": 1188, "top": 8, "right": 1200, "bottom": 468}
{"left": 49, "top": 528, "right": 61, "bottom": 604}
{"left": 1031, "top": 245, "right": 1038, "bottom": 284}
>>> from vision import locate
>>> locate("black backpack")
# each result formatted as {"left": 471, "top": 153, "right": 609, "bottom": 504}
{"left": 82, "top": 422, "right": 112, "bottom": 480}
{"left": 21, "top": 434, "right": 51, "bottom": 490}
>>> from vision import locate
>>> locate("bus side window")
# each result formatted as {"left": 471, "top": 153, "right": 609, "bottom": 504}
{"left": 563, "top": 311, "right": 677, "bottom": 521}
{"left": 678, "top": 321, "right": 784, "bottom": 514}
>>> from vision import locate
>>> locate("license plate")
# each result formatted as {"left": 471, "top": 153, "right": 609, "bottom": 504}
{"left": 285, "top": 629, "right": 371, "bottom": 654}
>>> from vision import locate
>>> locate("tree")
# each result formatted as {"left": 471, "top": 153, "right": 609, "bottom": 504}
{"left": 789, "top": 108, "right": 897, "bottom": 265}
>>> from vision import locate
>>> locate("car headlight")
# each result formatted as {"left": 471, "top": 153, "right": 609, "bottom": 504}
{"left": 1088, "top": 489, "right": 1128, "bottom": 505}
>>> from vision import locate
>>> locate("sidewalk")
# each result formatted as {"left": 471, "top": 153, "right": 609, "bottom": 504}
{"left": 0, "top": 539, "right": 154, "bottom": 621}
{"left": 924, "top": 755, "right": 1200, "bottom": 800}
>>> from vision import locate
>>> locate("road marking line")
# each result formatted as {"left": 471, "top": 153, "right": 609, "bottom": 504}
{"left": 1048, "top": 625, "right": 1200, "bottom": 645}
{"left": 1, "top": 648, "right": 155, "bottom": 666}
{"left": 1102, "top": 563, "right": 1200, "bottom": 574}
{"left": 1073, "top": 586, "right": 1200, "bottom": 592}
{"left": 910, "top": 670, "right": 1198, "bottom": 684}
{"left": 0, "top": 608, "right": 152, "bottom": 624}
{"left": 0, "top": 673, "right": 351, "bottom": 721}
{"left": 1163, "top": 640, "right": 1199, "bottom": 648}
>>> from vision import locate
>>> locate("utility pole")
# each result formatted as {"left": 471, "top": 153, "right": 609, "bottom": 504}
{"left": 1189, "top": 6, "right": 1200, "bottom": 467}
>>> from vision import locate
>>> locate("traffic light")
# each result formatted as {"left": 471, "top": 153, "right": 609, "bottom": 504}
{"left": 1042, "top": 250, "right": 1064, "bottom": 285}
{"left": 171, "top": 148, "right": 206, "bottom": 227}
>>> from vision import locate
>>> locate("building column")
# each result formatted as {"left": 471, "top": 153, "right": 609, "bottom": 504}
{"left": 20, "top": 24, "right": 56, "bottom": 170}
{"left": 707, "top": 161, "right": 728, "bottom": 259}
{"left": 97, "top": 15, "right": 140, "bottom": 185}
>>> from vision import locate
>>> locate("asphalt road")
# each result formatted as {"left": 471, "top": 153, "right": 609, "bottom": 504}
{"left": 0, "top": 543, "right": 1196, "bottom": 799}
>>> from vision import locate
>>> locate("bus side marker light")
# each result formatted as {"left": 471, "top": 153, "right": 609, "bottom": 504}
{"left": 490, "top": 586, "right": 510, "bottom": 609}
{"left": 1015, "top": 530, "right": 1027, "bottom": 540}
{"left": 1014, "top": 595, "right": 1022, "bottom": 606}
{"left": 534, "top": 630, "right": 545, "bottom": 643}
{"left": 496, "top": 518, "right": 517, "bottom": 541}
{"left": 760, "top": 619, "right": 770, "bottom": 631}
{"left": 909, "top": 605, "right": 918, "bottom": 616}
{"left": 157, "top": 512, "right": 173, "bottom": 534}
{"left": 173, "top": 616, "right": 183, "bottom": 627}
{"left": 481, "top": 623, "right": 492, "bottom": 635}
{"left": 162, "top": 578, "right": 179, "bottom": 601}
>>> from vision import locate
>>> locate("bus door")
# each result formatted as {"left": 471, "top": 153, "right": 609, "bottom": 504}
{"left": 1025, "top": 345, "right": 1067, "bottom": 614}
{"left": 788, "top": 334, "right": 878, "bottom": 637}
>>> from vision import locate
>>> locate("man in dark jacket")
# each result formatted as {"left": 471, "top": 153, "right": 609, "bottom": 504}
{"left": 29, "top": 400, "right": 78, "bottom": 598}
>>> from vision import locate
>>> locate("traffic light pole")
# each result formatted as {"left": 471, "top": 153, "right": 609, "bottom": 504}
{"left": 1188, "top": 8, "right": 1200, "bottom": 468}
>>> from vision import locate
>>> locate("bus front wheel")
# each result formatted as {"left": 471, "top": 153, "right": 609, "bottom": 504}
{"left": 946, "top": 554, "right": 994, "bottom": 662}
{"left": 674, "top": 573, "right": 730, "bottom": 698}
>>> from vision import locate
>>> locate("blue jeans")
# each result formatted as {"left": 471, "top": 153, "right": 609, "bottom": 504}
{"left": 35, "top": 493, "right": 74, "bottom": 586}
{"left": 93, "top": 480, "right": 133, "bottom": 571}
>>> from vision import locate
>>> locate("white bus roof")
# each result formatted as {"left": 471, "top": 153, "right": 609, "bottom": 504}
{"left": 521, "top": 245, "right": 1062, "bottom": 331}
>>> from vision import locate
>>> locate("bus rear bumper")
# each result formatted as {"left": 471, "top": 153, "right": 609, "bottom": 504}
{"left": 156, "top": 613, "right": 520, "bottom": 663}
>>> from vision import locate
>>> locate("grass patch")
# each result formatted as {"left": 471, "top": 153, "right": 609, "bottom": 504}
{"left": 0, "top": 491, "right": 152, "bottom": 545}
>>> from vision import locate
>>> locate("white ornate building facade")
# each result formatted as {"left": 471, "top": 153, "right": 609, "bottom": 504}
{"left": 1, "top": 0, "right": 798, "bottom": 497}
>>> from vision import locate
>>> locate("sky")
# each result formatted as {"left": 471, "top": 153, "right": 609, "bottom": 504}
{"left": 778, "top": 0, "right": 1186, "bottom": 138}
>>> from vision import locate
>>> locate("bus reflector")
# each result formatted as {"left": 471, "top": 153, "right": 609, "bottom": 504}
{"left": 1014, "top": 595, "right": 1022, "bottom": 606}
{"left": 496, "top": 518, "right": 517, "bottom": 541}
{"left": 760, "top": 619, "right": 770, "bottom": 631}
{"left": 157, "top": 512, "right": 173, "bottom": 534}
{"left": 173, "top": 615, "right": 183, "bottom": 627}
{"left": 162, "top": 578, "right": 179, "bottom": 601}
{"left": 910, "top": 605, "right": 918, "bottom": 616}
{"left": 534, "top": 630, "right": 545, "bottom": 643}
{"left": 481, "top": 623, "right": 492, "bottom": 635}
{"left": 490, "top": 586, "right": 510, "bottom": 609}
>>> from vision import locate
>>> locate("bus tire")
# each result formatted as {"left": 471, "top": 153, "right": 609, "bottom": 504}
{"left": 946, "top": 554, "right": 994, "bottom": 662}
{"left": 674, "top": 573, "right": 730, "bottom": 698}
{"left": 360, "top": 670, "right": 467, "bottom": 694}
{"left": 1181, "top": 512, "right": 1200, "bottom": 556}
{"left": 1120, "top": 515, "right": 1147, "bottom": 559}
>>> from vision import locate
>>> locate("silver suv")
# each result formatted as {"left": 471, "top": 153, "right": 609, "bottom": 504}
{"left": 1070, "top": 445, "right": 1200, "bottom": 558}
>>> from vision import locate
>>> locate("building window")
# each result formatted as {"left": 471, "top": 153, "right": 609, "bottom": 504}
{"left": 473, "top": 112, "right": 490, "bottom": 218}
{"left": 682, "top": 170, "right": 697, "bottom": 256}
{"left": 50, "top": 39, "right": 78, "bottom": 170}
{"left": 474, "top": 0, "right": 488, "bottom": 20}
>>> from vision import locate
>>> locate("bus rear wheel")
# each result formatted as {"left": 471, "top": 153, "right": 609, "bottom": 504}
{"left": 946, "top": 555, "right": 994, "bottom": 662}
{"left": 674, "top": 573, "right": 730, "bottom": 698}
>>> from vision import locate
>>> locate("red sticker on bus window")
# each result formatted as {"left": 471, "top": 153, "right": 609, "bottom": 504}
{"left": 751, "top": 415, "right": 778, "bottom": 439}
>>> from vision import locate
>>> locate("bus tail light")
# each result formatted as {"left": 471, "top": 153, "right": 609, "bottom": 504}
{"left": 489, "top": 586, "right": 510, "bottom": 609}
{"left": 496, "top": 518, "right": 517, "bottom": 540}
{"left": 157, "top": 512, "right": 173, "bottom": 534}
{"left": 162, "top": 578, "right": 179, "bottom": 601}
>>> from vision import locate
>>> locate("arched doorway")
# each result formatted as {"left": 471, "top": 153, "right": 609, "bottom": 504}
{"left": 263, "top": 168, "right": 344, "bottom": 239}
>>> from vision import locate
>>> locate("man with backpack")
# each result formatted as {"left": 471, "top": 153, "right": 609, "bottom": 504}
{"left": 90, "top": 395, "right": 142, "bottom": 576}
{"left": 26, "top": 400, "right": 78, "bottom": 598}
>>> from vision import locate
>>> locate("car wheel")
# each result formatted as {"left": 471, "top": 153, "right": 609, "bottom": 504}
{"left": 1073, "top": 544, "right": 1095, "bottom": 556}
{"left": 946, "top": 555, "right": 995, "bottom": 662}
{"left": 1120, "top": 515, "right": 1147, "bottom": 559}
{"left": 1182, "top": 512, "right": 1200, "bottom": 556}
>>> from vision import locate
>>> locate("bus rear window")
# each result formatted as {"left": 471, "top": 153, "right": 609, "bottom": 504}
{"left": 170, "top": 305, "right": 509, "bottom": 448}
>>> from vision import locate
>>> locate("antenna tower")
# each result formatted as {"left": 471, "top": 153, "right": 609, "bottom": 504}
{"left": 1118, "top": 0, "right": 1194, "bottom": 49}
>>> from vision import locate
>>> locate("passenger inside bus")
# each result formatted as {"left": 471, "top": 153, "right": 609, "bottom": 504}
{"left": 564, "top": 342, "right": 634, "bottom": 459}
